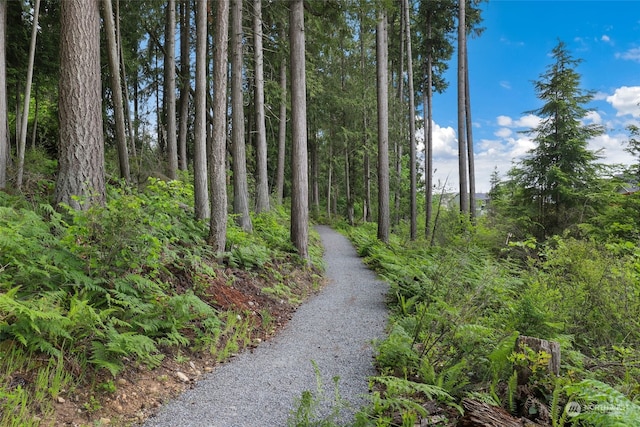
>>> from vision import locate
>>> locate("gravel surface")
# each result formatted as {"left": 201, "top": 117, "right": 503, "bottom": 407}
{"left": 142, "top": 225, "right": 389, "bottom": 427}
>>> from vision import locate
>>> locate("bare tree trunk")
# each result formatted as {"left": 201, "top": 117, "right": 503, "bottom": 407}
{"left": 457, "top": 0, "right": 469, "bottom": 215}
{"left": 0, "top": 0, "right": 7, "bottom": 189}
{"left": 16, "top": 0, "right": 40, "bottom": 190}
{"left": 30, "top": 87, "right": 37, "bottom": 149}
{"left": 466, "top": 50, "right": 476, "bottom": 220}
{"left": 165, "top": 0, "right": 178, "bottom": 179}
{"left": 424, "top": 18, "right": 434, "bottom": 239}
{"left": 55, "top": 0, "right": 105, "bottom": 210}
{"left": 360, "top": 10, "right": 370, "bottom": 223}
{"left": 289, "top": 0, "right": 309, "bottom": 259}
{"left": 253, "top": 0, "right": 270, "bottom": 213}
{"left": 208, "top": 0, "right": 230, "bottom": 253}
{"left": 326, "top": 136, "right": 333, "bottom": 219}
{"left": 404, "top": 0, "right": 417, "bottom": 240}
{"left": 309, "top": 129, "right": 319, "bottom": 217}
{"left": 103, "top": 0, "right": 130, "bottom": 182}
{"left": 345, "top": 145, "right": 354, "bottom": 225}
{"left": 177, "top": 0, "right": 189, "bottom": 171}
{"left": 231, "top": 0, "right": 252, "bottom": 232}
{"left": 376, "top": 10, "right": 390, "bottom": 243}
{"left": 117, "top": 0, "right": 135, "bottom": 160}
{"left": 193, "top": 0, "right": 209, "bottom": 219}
{"left": 275, "top": 57, "right": 286, "bottom": 204}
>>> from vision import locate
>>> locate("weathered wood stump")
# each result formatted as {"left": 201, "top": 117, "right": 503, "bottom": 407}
{"left": 515, "top": 335, "right": 561, "bottom": 385}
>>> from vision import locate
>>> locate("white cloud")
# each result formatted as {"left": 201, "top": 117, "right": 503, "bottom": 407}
{"left": 601, "top": 34, "right": 611, "bottom": 44}
{"left": 606, "top": 86, "right": 640, "bottom": 117}
{"left": 499, "top": 81, "right": 511, "bottom": 90}
{"left": 588, "top": 132, "right": 635, "bottom": 167}
{"left": 496, "top": 113, "right": 541, "bottom": 129}
{"left": 615, "top": 47, "right": 640, "bottom": 62}
{"left": 584, "top": 111, "right": 603, "bottom": 124}
{"left": 494, "top": 128, "right": 513, "bottom": 138}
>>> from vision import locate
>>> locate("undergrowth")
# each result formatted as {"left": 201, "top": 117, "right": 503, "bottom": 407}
{"left": 0, "top": 176, "right": 322, "bottom": 425}
{"left": 334, "top": 219, "right": 640, "bottom": 427}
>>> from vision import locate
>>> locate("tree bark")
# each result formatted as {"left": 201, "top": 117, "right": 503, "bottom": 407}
{"left": 193, "top": 0, "right": 209, "bottom": 219}
{"left": 103, "top": 0, "right": 130, "bottom": 182}
{"left": 275, "top": 56, "right": 287, "bottom": 205}
{"left": 424, "top": 16, "right": 434, "bottom": 239}
{"left": 208, "top": 0, "right": 230, "bottom": 253}
{"left": 404, "top": 0, "right": 417, "bottom": 240}
{"left": 55, "top": 0, "right": 105, "bottom": 209}
{"left": 466, "top": 47, "right": 476, "bottom": 219}
{"left": 459, "top": 398, "right": 525, "bottom": 427}
{"left": 289, "top": 0, "right": 309, "bottom": 259}
{"left": 164, "top": 0, "right": 178, "bottom": 180}
{"left": 253, "top": 0, "right": 270, "bottom": 213}
{"left": 177, "top": 0, "right": 189, "bottom": 171}
{"left": 376, "top": 10, "right": 390, "bottom": 243}
{"left": 0, "top": 0, "right": 7, "bottom": 189}
{"left": 231, "top": 0, "right": 252, "bottom": 232}
{"left": 457, "top": 0, "right": 469, "bottom": 214}
{"left": 16, "top": 0, "right": 40, "bottom": 190}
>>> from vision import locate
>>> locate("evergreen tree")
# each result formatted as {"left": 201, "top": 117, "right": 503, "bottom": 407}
{"left": 510, "top": 41, "right": 603, "bottom": 237}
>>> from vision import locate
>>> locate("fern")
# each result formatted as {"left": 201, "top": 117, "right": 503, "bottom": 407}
{"left": 372, "top": 376, "right": 462, "bottom": 414}
{"left": 564, "top": 379, "right": 640, "bottom": 426}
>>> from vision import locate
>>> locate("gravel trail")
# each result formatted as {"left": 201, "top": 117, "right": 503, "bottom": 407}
{"left": 143, "top": 225, "right": 388, "bottom": 427}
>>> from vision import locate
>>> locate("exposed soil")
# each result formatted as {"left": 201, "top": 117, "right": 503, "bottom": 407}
{"left": 46, "top": 258, "right": 324, "bottom": 427}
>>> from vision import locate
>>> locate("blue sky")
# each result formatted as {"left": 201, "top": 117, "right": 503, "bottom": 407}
{"left": 418, "top": 0, "right": 640, "bottom": 192}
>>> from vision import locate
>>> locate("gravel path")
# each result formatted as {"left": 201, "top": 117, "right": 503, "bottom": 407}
{"left": 142, "top": 225, "right": 388, "bottom": 427}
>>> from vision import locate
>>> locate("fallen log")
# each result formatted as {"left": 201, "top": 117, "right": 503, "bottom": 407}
{"left": 457, "top": 398, "right": 523, "bottom": 427}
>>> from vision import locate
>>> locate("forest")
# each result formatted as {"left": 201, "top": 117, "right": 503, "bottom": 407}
{"left": 1, "top": 0, "right": 640, "bottom": 426}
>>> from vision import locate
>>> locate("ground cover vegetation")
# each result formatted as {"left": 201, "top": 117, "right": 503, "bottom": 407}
{"left": 0, "top": 152, "right": 324, "bottom": 426}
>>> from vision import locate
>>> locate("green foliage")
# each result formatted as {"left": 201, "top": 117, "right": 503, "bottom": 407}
{"left": 564, "top": 379, "right": 640, "bottom": 426}
{"left": 288, "top": 361, "right": 350, "bottom": 427}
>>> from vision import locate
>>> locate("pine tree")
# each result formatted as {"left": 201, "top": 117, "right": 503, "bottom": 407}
{"left": 511, "top": 41, "right": 604, "bottom": 237}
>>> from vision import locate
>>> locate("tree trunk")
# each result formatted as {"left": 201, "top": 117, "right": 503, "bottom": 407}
{"left": 275, "top": 56, "right": 287, "bottom": 205}
{"left": 404, "top": 0, "right": 417, "bottom": 240}
{"left": 466, "top": 49, "right": 476, "bottom": 219}
{"left": 16, "top": 0, "right": 40, "bottom": 190}
{"left": 360, "top": 10, "right": 370, "bottom": 223}
{"left": 376, "top": 10, "right": 390, "bottom": 243}
{"left": 116, "top": 0, "right": 135, "bottom": 161}
{"left": 164, "top": 0, "right": 178, "bottom": 180}
{"left": 0, "top": 0, "right": 7, "bottom": 189}
{"left": 177, "top": 0, "right": 190, "bottom": 171}
{"left": 457, "top": 0, "right": 469, "bottom": 214}
{"left": 208, "top": 0, "right": 230, "bottom": 253}
{"left": 231, "top": 0, "right": 252, "bottom": 232}
{"left": 289, "top": 0, "right": 309, "bottom": 259}
{"left": 103, "top": 0, "right": 130, "bottom": 182}
{"left": 193, "top": 0, "right": 209, "bottom": 219}
{"left": 253, "top": 0, "right": 270, "bottom": 213}
{"left": 55, "top": 0, "right": 105, "bottom": 210}
{"left": 424, "top": 17, "right": 434, "bottom": 239}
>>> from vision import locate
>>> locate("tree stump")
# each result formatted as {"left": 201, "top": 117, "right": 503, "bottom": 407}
{"left": 515, "top": 335, "right": 561, "bottom": 385}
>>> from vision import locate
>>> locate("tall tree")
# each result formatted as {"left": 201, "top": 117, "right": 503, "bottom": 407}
{"left": 0, "top": 0, "right": 6, "bottom": 189}
{"left": 193, "top": 0, "right": 209, "bottom": 219}
{"left": 55, "top": 0, "right": 106, "bottom": 209}
{"left": 177, "top": 0, "right": 189, "bottom": 171}
{"left": 16, "top": 0, "right": 40, "bottom": 190}
{"left": 289, "top": 0, "right": 309, "bottom": 259}
{"left": 511, "top": 41, "right": 604, "bottom": 237}
{"left": 253, "top": 0, "right": 270, "bottom": 213}
{"left": 275, "top": 56, "right": 287, "bottom": 205}
{"left": 465, "top": 49, "right": 476, "bottom": 219}
{"left": 103, "top": 0, "right": 131, "bottom": 182}
{"left": 164, "top": 0, "right": 178, "bottom": 179}
{"left": 208, "top": 0, "right": 230, "bottom": 252}
{"left": 403, "top": 0, "right": 417, "bottom": 240}
{"left": 231, "top": 0, "right": 252, "bottom": 231}
{"left": 376, "top": 9, "right": 390, "bottom": 243}
{"left": 457, "top": 0, "right": 469, "bottom": 214}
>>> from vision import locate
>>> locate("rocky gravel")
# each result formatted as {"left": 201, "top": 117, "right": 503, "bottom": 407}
{"left": 142, "top": 225, "right": 389, "bottom": 427}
